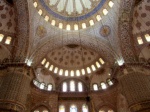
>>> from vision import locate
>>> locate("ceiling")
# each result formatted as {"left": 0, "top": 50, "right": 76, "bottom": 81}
{"left": 0, "top": 0, "right": 150, "bottom": 92}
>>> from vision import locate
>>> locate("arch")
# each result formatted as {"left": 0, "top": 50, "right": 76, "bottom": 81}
{"left": 82, "top": 104, "right": 88, "bottom": 112}
{"left": 31, "top": 103, "right": 51, "bottom": 112}
{"left": 34, "top": 67, "right": 56, "bottom": 89}
{"left": 29, "top": 33, "right": 116, "bottom": 66}
{"left": 70, "top": 105, "right": 77, "bottom": 112}
{"left": 117, "top": 93, "right": 129, "bottom": 112}
{"left": 96, "top": 104, "right": 115, "bottom": 112}
{"left": 59, "top": 105, "right": 65, "bottom": 112}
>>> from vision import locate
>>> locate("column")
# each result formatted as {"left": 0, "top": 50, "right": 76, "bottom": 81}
{"left": 119, "top": 72, "right": 150, "bottom": 112}
{"left": 0, "top": 68, "right": 30, "bottom": 112}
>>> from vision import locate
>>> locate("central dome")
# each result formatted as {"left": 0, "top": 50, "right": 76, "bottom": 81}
{"left": 33, "top": 0, "right": 114, "bottom": 30}
{"left": 47, "top": 0, "right": 100, "bottom": 16}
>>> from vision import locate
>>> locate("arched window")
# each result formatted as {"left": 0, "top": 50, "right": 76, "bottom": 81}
{"left": 59, "top": 105, "right": 65, "bottom": 112}
{"left": 76, "top": 70, "right": 80, "bottom": 76}
{"left": 44, "top": 15, "right": 49, "bottom": 21}
{"left": 70, "top": 70, "right": 74, "bottom": 77}
{"left": 70, "top": 80, "right": 75, "bottom": 92}
{"left": 74, "top": 24, "right": 78, "bottom": 30}
{"left": 47, "top": 84, "right": 52, "bottom": 91}
{"left": 99, "top": 58, "right": 105, "bottom": 64}
{"left": 41, "top": 58, "right": 46, "bottom": 65}
{"left": 33, "top": 2, "right": 38, "bottom": 8}
{"left": 99, "top": 110, "right": 104, "bottom": 112}
{"left": 96, "top": 15, "right": 101, "bottom": 21}
{"left": 89, "top": 20, "right": 94, "bottom": 26}
{"left": 108, "top": 110, "right": 114, "bottom": 112}
{"left": 82, "top": 104, "right": 88, "bottom": 112}
{"left": 62, "top": 82, "right": 67, "bottom": 92}
{"left": 91, "top": 65, "right": 96, "bottom": 71}
{"left": 137, "top": 36, "right": 143, "bottom": 45}
{"left": 86, "top": 67, "right": 91, "bottom": 74}
{"left": 107, "top": 79, "right": 113, "bottom": 86}
{"left": 103, "top": 9, "right": 108, "bottom": 15}
{"left": 65, "top": 70, "right": 68, "bottom": 76}
{"left": 101, "top": 82, "right": 107, "bottom": 89}
{"left": 5, "top": 36, "right": 12, "bottom": 44}
{"left": 145, "top": 34, "right": 150, "bottom": 42}
{"left": 59, "top": 23, "right": 63, "bottom": 29}
{"left": 38, "top": 9, "right": 42, "bottom": 15}
{"left": 54, "top": 67, "right": 58, "bottom": 73}
{"left": 33, "top": 106, "right": 49, "bottom": 112}
{"left": 66, "top": 24, "right": 71, "bottom": 30}
{"left": 49, "top": 65, "right": 54, "bottom": 71}
{"left": 93, "top": 84, "right": 98, "bottom": 91}
{"left": 33, "top": 80, "right": 39, "bottom": 87}
{"left": 40, "top": 83, "right": 45, "bottom": 89}
{"left": 70, "top": 105, "right": 77, "bottom": 112}
{"left": 78, "top": 82, "right": 83, "bottom": 92}
{"left": 96, "top": 62, "right": 101, "bottom": 68}
{"left": 82, "top": 23, "right": 86, "bottom": 29}
{"left": 81, "top": 69, "right": 85, "bottom": 75}
{"left": 59, "top": 69, "right": 63, "bottom": 75}
{"left": 108, "top": 1, "right": 114, "bottom": 7}
{"left": 45, "top": 62, "right": 50, "bottom": 68}
{"left": 34, "top": 110, "right": 39, "bottom": 112}
{"left": 51, "top": 20, "right": 56, "bottom": 26}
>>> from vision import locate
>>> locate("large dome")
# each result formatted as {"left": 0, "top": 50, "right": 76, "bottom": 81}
{"left": 33, "top": 0, "right": 114, "bottom": 30}
{"left": 42, "top": 0, "right": 102, "bottom": 18}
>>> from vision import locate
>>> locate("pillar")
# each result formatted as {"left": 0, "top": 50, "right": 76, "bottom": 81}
{"left": 119, "top": 72, "right": 150, "bottom": 112}
{"left": 0, "top": 69, "right": 30, "bottom": 112}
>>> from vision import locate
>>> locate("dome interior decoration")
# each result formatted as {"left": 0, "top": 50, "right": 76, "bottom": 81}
{"left": 32, "top": 0, "right": 115, "bottom": 30}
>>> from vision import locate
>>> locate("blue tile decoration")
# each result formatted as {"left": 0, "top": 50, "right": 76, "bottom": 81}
{"left": 39, "top": 0, "right": 106, "bottom": 21}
